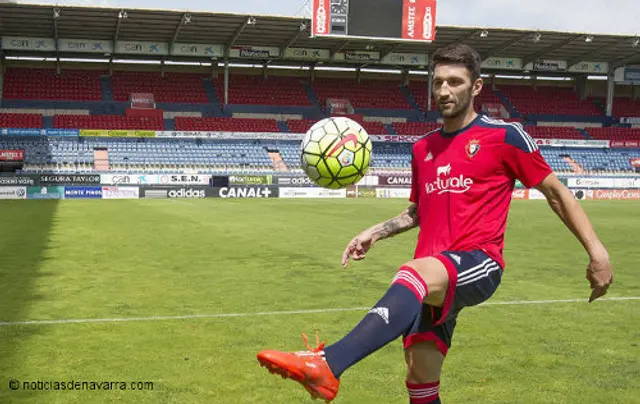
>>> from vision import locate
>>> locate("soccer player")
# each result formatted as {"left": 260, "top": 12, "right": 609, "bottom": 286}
{"left": 256, "top": 44, "right": 614, "bottom": 403}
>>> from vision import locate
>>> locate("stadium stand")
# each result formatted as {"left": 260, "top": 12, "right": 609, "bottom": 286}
{"left": 0, "top": 4, "right": 639, "bottom": 179}
{"left": 285, "top": 117, "right": 388, "bottom": 135}
{"left": 499, "top": 85, "right": 602, "bottom": 117}
{"left": 111, "top": 71, "right": 209, "bottom": 104}
{"left": 4, "top": 134, "right": 634, "bottom": 175}
{"left": 589, "top": 97, "right": 640, "bottom": 119}
{"left": 524, "top": 126, "right": 584, "bottom": 139}
{"left": 55, "top": 115, "right": 164, "bottom": 130}
{"left": 285, "top": 119, "right": 320, "bottom": 134}
{"left": 586, "top": 127, "right": 640, "bottom": 140}
{"left": 610, "top": 98, "right": 640, "bottom": 118}
{"left": 215, "top": 75, "right": 311, "bottom": 106}
{"left": 0, "top": 112, "right": 43, "bottom": 128}
{"left": 312, "top": 79, "right": 412, "bottom": 109}
{"left": 0, "top": 137, "right": 276, "bottom": 173}
{"left": 3, "top": 68, "right": 103, "bottom": 101}
{"left": 372, "top": 143, "right": 413, "bottom": 169}
{"left": 393, "top": 121, "right": 440, "bottom": 135}
{"left": 174, "top": 117, "right": 280, "bottom": 132}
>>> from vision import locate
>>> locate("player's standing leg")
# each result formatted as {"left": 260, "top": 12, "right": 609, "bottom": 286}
{"left": 405, "top": 342, "right": 444, "bottom": 403}
{"left": 257, "top": 257, "right": 450, "bottom": 401}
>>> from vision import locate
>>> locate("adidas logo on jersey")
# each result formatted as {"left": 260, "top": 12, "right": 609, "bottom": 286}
{"left": 424, "top": 151, "right": 433, "bottom": 162}
{"left": 368, "top": 307, "right": 390, "bottom": 324}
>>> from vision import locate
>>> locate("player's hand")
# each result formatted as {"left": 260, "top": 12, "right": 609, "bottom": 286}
{"left": 586, "top": 256, "right": 613, "bottom": 303}
{"left": 341, "top": 230, "right": 376, "bottom": 268}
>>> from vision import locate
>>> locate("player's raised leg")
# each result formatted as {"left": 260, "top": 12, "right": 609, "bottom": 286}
{"left": 256, "top": 257, "right": 450, "bottom": 402}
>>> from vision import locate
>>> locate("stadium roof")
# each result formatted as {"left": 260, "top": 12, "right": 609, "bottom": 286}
{"left": 1, "top": 2, "right": 639, "bottom": 70}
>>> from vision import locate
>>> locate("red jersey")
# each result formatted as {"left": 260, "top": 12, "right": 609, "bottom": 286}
{"left": 409, "top": 114, "right": 553, "bottom": 269}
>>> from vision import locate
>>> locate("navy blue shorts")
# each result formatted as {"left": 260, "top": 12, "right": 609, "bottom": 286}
{"left": 402, "top": 250, "right": 503, "bottom": 356}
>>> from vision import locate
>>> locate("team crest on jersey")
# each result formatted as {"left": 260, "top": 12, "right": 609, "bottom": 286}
{"left": 466, "top": 140, "right": 481, "bottom": 158}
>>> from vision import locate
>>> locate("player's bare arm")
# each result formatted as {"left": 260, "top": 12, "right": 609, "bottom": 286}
{"left": 535, "top": 173, "right": 613, "bottom": 302}
{"left": 341, "top": 203, "right": 418, "bottom": 268}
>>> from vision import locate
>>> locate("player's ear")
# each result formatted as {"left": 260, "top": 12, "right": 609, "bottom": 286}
{"left": 472, "top": 77, "right": 483, "bottom": 97}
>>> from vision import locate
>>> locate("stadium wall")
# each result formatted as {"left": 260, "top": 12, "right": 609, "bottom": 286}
{"left": 3, "top": 61, "right": 623, "bottom": 86}
{"left": 8, "top": 60, "right": 638, "bottom": 101}
{"left": 6, "top": 60, "right": 640, "bottom": 100}
{"left": 0, "top": 173, "right": 638, "bottom": 201}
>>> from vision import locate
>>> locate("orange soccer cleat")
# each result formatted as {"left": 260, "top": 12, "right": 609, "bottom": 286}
{"left": 257, "top": 332, "right": 340, "bottom": 402}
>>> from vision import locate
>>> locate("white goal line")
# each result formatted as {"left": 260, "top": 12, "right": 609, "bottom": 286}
{"left": 0, "top": 296, "right": 637, "bottom": 327}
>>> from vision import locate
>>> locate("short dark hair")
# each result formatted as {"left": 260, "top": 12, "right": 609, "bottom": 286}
{"left": 431, "top": 44, "right": 482, "bottom": 82}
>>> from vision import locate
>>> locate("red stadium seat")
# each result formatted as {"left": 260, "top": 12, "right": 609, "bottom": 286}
{"left": 287, "top": 117, "right": 388, "bottom": 135}
{"left": 3, "top": 68, "right": 103, "bottom": 101}
{"left": 523, "top": 125, "right": 583, "bottom": 139}
{"left": 313, "top": 79, "right": 411, "bottom": 109}
{"left": 286, "top": 119, "right": 319, "bottom": 133}
{"left": 215, "top": 75, "right": 311, "bottom": 106}
{"left": 586, "top": 127, "right": 640, "bottom": 141}
{"left": 500, "top": 85, "right": 601, "bottom": 116}
{"left": 393, "top": 122, "right": 441, "bottom": 136}
{"left": 111, "top": 71, "right": 209, "bottom": 104}
{"left": 589, "top": 97, "right": 640, "bottom": 118}
{"left": 0, "top": 113, "right": 43, "bottom": 128}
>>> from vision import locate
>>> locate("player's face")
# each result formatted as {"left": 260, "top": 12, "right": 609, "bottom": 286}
{"left": 432, "top": 64, "right": 482, "bottom": 119}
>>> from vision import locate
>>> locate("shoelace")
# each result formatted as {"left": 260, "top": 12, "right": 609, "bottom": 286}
{"left": 301, "top": 330, "right": 325, "bottom": 353}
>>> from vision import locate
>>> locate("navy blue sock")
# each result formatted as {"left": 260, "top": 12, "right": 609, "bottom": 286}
{"left": 323, "top": 266, "right": 428, "bottom": 378}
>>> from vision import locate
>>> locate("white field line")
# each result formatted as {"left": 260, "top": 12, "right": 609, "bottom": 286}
{"left": 0, "top": 297, "right": 637, "bottom": 327}
{"left": 168, "top": 199, "right": 195, "bottom": 206}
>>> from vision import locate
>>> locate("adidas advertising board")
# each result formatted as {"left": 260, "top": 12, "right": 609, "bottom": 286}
{"left": 168, "top": 188, "right": 207, "bottom": 199}
{"left": 273, "top": 176, "right": 315, "bottom": 186}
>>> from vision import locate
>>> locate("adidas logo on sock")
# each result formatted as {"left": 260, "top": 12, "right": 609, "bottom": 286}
{"left": 368, "top": 307, "right": 390, "bottom": 324}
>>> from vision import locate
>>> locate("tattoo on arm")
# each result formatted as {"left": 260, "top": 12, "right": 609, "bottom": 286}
{"left": 371, "top": 204, "right": 419, "bottom": 241}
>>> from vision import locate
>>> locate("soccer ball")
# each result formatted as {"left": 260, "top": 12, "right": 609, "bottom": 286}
{"left": 300, "top": 117, "right": 372, "bottom": 189}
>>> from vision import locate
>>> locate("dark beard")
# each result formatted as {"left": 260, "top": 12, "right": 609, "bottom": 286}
{"left": 438, "top": 89, "right": 473, "bottom": 118}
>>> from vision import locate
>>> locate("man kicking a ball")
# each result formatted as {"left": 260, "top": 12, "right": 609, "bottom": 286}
{"left": 256, "top": 43, "right": 613, "bottom": 403}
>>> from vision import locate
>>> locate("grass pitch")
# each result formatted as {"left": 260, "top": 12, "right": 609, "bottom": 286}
{"left": 0, "top": 199, "right": 638, "bottom": 404}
